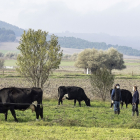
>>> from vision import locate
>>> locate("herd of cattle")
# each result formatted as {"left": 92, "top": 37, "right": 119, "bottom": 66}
{"left": 0, "top": 86, "right": 132, "bottom": 122}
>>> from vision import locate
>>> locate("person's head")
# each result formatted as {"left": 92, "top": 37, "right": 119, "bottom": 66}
{"left": 133, "top": 86, "right": 137, "bottom": 91}
{"left": 115, "top": 84, "right": 120, "bottom": 89}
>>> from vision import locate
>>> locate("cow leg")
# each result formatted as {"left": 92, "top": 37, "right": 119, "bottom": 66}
{"left": 4, "top": 110, "right": 8, "bottom": 121}
{"left": 10, "top": 109, "right": 18, "bottom": 122}
{"left": 39, "top": 104, "right": 43, "bottom": 119}
{"left": 121, "top": 102, "right": 123, "bottom": 109}
{"left": 78, "top": 101, "right": 81, "bottom": 107}
{"left": 126, "top": 103, "right": 128, "bottom": 108}
{"left": 111, "top": 103, "right": 113, "bottom": 108}
{"left": 35, "top": 105, "right": 40, "bottom": 120}
{"left": 58, "top": 98, "right": 63, "bottom": 105}
{"left": 74, "top": 99, "right": 76, "bottom": 106}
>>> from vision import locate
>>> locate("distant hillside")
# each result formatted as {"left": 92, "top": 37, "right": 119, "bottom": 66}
{"left": 55, "top": 32, "right": 140, "bottom": 50}
{"left": 0, "top": 20, "right": 24, "bottom": 37}
{"left": 58, "top": 37, "right": 140, "bottom": 56}
{"left": 0, "top": 28, "right": 16, "bottom": 42}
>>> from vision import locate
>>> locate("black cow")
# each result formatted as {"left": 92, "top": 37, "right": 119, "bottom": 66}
{"left": 0, "top": 87, "right": 43, "bottom": 122}
{"left": 110, "top": 89, "right": 132, "bottom": 108}
{"left": 0, "top": 106, "right": 8, "bottom": 121}
{"left": 58, "top": 86, "right": 90, "bottom": 107}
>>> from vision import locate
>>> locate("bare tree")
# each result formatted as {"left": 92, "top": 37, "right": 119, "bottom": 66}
{"left": 0, "top": 59, "right": 4, "bottom": 69}
{"left": 90, "top": 68, "right": 114, "bottom": 101}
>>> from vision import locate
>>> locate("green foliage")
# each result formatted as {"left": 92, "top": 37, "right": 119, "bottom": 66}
{"left": 105, "top": 47, "right": 126, "bottom": 72}
{"left": 16, "top": 29, "right": 63, "bottom": 88}
{"left": 75, "top": 48, "right": 126, "bottom": 73}
{"left": 90, "top": 68, "right": 114, "bottom": 101}
{"left": 58, "top": 36, "right": 140, "bottom": 56}
{"left": 0, "top": 28, "right": 16, "bottom": 42}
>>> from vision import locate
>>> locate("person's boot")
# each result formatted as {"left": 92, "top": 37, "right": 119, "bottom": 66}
{"left": 132, "top": 112, "right": 135, "bottom": 116}
{"left": 136, "top": 111, "right": 139, "bottom": 116}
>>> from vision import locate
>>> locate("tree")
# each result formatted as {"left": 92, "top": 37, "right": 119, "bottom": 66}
{"left": 0, "top": 59, "right": 4, "bottom": 69}
{"left": 0, "top": 52, "right": 4, "bottom": 57}
{"left": 75, "top": 48, "right": 107, "bottom": 73}
{"left": 75, "top": 48, "right": 126, "bottom": 73}
{"left": 90, "top": 68, "right": 114, "bottom": 101}
{"left": 105, "top": 48, "right": 126, "bottom": 73}
{"left": 87, "top": 49, "right": 107, "bottom": 72}
{"left": 74, "top": 49, "right": 91, "bottom": 70}
{"left": 16, "top": 29, "right": 63, "bottom": 88}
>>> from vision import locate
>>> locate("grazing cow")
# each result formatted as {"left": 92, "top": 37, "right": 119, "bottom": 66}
{"left": 58, "top": 86, "right": 90, "bottom": 107}
{"left": 110, "top": 89, "right": 132, "bottom": 108}
{"left": 0, "top": 87, "right": 43, "bottom": 122}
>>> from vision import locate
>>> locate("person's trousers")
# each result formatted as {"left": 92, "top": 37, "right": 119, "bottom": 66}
{"left": 132, "top": 103, "right": 139, "bottom": 116}
{"left": 114, "top": 101, "right": 120, "bottom": 112}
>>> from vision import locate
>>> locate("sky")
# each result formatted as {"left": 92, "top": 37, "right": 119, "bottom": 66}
{"left": 0, "top": 0, "right": 140, "bottom": 36}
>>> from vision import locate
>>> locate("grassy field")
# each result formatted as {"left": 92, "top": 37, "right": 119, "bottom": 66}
{"left": 5, "top": 59, "right": 17, "bottom": 66}
{"left": 0, "top": 58, "right": 140, "bottom": 139}
{"left": 4, "top": 59, "right": 140, "bottom": 67}
{"left": 4, "top": 60, "right": 75, "bottom": 67}
{"left": 0, "top": 100, "right": 140, "bottom": 139}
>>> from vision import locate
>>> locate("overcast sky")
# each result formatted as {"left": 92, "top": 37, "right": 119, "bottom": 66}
{"left": 0, "top": 0, "right": 140, "bottom": 36}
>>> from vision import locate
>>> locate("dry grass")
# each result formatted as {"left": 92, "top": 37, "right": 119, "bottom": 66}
{"left": 0, "top": 77, "right": 139, "bottom": 101}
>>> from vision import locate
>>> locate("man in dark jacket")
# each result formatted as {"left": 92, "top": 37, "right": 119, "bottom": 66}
{"left": 111, "top": 84, "right": 122, "bottom": 115}
{"left": 132, "top": 86, "right": 139, "bottom": 116}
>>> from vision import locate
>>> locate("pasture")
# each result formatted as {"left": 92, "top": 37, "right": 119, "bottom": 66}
{"left": 0, "top": 100, "right": 140, "bottom": 140}
{"left": 0, "top": 57, "right": 140, "bottom": 139}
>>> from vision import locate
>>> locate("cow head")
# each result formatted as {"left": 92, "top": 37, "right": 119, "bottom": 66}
{"left": 85, "top": 98, "right": 91, "bottom": 106}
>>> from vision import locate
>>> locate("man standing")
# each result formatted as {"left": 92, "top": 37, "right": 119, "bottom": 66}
{"left": 111, "top": 84, "right": 122, "bottom": 115}
{"left": 132, "top": 86, "right": 139, "bottom": 116}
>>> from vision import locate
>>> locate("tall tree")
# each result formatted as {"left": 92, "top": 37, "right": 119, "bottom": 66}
{"left": 16, "top": 29, "right": 63, "bottom": 88}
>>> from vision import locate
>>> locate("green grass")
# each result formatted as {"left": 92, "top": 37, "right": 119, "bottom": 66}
{"left": 60, "top": 61, "right": 75, "bottom": 66}
{"left": 4, "top": 60, "right": 75, "bottom": 67}
{"left": 125, "top": 63, "right": 140, "bottom": 66}
{"left": 4, "top": 60, "right": 17, "bottom": 66}
{"left": 3, "top": 59, "right": 140, "bottom": 67}
{"left": 0, "top": 100, "right": 140, "bottom": 139}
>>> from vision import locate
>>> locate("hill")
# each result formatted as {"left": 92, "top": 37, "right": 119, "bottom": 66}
{"left": 0, "top": 28, "right": 16, "bottom": 42}
{"left": 0, "top": 20, "right": 140, "bottom": 56}
{"left": 55, "top": 32, "right": 140, "bottom": 50}
{"left": 58, "top": 36, "right": 140, "bottom": 56}
{"left": 0, "top": 20, "right": 24, "bottom": 37}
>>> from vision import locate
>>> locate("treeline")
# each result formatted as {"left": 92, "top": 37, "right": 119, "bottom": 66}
{"left": 0, "top": 28, "right": 16, "bottom": 42}
{"left": 0, "top": 20, "right": 24, "bottom": 36}
{"left": 62, "top": 53, "right": 78, "bottom": 61}
{"left": 0, "top": 52, "right": 18, "bottom": 59}
{"left": 58, "top": 37, "right": 140, "bottom": 56}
